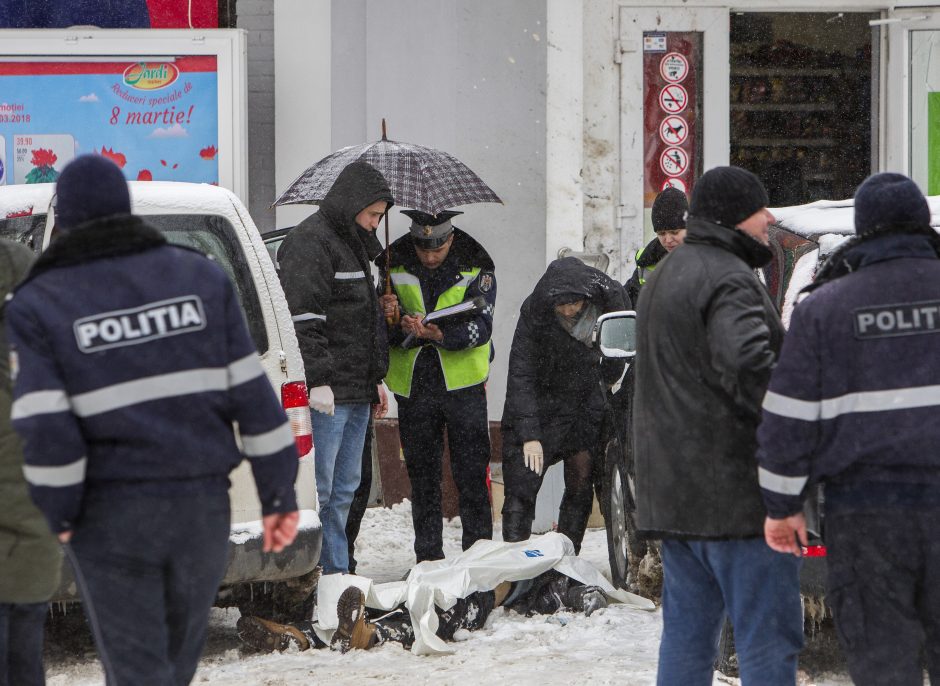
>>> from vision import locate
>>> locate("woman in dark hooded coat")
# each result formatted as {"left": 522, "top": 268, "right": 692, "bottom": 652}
{"left": 500, "top": 257, "right": 629, "bottom": 552}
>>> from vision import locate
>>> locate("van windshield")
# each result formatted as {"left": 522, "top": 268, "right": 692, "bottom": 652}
{"left": 0, "top": 212, "right": 269, "bottom": 355}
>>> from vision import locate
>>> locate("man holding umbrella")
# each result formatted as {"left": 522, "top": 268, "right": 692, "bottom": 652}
{"left": 278, "top": 160, "right": 393, "bottom": 577}
{"left": 379, "top": 210, "right": 496, "bottom": 562}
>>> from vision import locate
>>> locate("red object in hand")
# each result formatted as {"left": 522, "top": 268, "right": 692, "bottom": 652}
{"left": 801, "top": 545, "right": 827, "bottom": 557}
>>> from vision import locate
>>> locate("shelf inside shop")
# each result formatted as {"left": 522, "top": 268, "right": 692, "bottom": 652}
{"left": 731, "top": 67, "right": 842, "bottom": 77}
{"left": 731, "top": 103, "right": 837, "bottom": 112}
{"left": 734, "top": 138, "right": 837, "bottom": 147}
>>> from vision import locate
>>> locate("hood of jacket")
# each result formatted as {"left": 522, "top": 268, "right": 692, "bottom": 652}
{"left": 530, "top": 256, "right": 619, "bottom": 322}
{"left": 317, "top": 160, "right": 395, "bottom": 236}
{"left": 684, "top": 217, "right": 773, "bottom": 269}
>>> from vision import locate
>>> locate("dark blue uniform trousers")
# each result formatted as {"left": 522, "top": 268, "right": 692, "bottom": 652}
{"left": 67, "top": 490, "right": 230, "bottom": 686}
{"left": 396, "top": 351, "right": 492, "bottom": 562}
{"left": 0, "top": 602, "right": 47, "bottom": 686}
{"left": 826, "top": 508, "right": 940, "bottom": 686}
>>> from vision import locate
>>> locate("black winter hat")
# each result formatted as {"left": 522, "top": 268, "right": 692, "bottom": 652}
{"left": 854, "top": 172, "right": 930, "bottom": 237}
{"left": 689, "top": 166, "right": 769, "bottom": 228}
{"left": 55, "top": 154, "right": 131, "bottom": 231}
{"left": 651, "top": 187, "right": 688, "bottom": 232}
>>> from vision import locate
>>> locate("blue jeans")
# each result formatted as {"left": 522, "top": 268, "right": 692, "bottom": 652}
{"left": 312, "top": 403, "right": 370, "bottom": 574}
{"left": 657, "top": 537, "right": 803, "bottom": 686}
{"left": 0, "top": 602, "right": 47, "bottom": 686}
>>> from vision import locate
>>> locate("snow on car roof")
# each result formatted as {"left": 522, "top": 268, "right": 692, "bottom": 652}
{"left": 0, "top": 181, "right": 243, "bottom": 221}
{"left": 771, "top": 196, "right": 940, "bottom": 237}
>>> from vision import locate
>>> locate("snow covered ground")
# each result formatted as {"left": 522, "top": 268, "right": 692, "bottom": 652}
{"left": 44, "top": 501, "right": 855, "bottom": 686}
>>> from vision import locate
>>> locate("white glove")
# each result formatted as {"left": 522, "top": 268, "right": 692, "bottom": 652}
{"left": 523, "top": 440, "right": 543, "bottom": 475}
{"left": 308, "top": 385, "right": 335, "bottom": 416}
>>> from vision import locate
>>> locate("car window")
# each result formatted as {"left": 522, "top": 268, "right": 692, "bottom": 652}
{"left": 0, "top": 213, "right": 46, "bottom": 253}
{"left": 146, "top": 214, "right": 269, "bottom": 354}
{"left": 264, "top": 236, "right": 284, "bottom": 272}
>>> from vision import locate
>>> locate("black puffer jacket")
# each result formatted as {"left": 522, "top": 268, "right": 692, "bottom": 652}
{"left": 633, "top": 217, "right": 784, "bottom": 538}
{"left": 278, "top": 161, "right": 393, "bottom": 403}
{"left": 501, "top": 257, "right": 628, "bottom": 443}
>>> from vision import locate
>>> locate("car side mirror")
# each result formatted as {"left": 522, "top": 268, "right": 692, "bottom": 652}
{"left": 595, "top": 310, "right": 637, "bottom": 359}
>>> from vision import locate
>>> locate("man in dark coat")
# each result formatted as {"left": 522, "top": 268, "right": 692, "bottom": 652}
{"left": 8, "top": 155, "right": 300, "bottom": 685}
{"left": 501, "top": 257, "right": 628, "bottom": 553}
{"left": 758, "top": 172, "right": 940, "bottom": 686}
{"left": 378, "top": 209, "right": 496, "bottom": 562}
{"left": 633, "top": 166, "right": 802, "bottom": 685}
{"left": 278, "top": 160, "right": 393, "bottom": 575}
{"left": 624, "top": 187, "right": 688, "bottom": 306}
{"left": 0, "top": 238, "right": 58, "bottom": 686}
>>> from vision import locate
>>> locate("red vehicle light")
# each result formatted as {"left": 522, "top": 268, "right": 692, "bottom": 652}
{"left": 801, "top": 545, "right": 827, "bottom": 558}
{"left": 281, "top": 381, "right": 313, "bottom": 458}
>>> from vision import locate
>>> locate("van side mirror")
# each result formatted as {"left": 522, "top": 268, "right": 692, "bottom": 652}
{"left": 595, "top": 311, "right": 637, "bottom": 359}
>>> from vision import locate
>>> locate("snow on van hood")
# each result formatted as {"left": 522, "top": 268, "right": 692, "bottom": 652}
{"left": 771, "top": 195, "right": 940, "bottom": 237}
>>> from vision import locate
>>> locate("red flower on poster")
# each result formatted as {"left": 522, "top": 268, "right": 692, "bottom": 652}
{"left": 30, "top": 148, "right": 57, "bottom": 168}
{"left": 199, "top": 145, "right": 217, "bottom": 160}
{"left": 100, "top": 146, "right": 127, "bottom": 168}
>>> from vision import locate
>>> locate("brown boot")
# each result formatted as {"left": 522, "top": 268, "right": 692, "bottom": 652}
{"left": 236, "top": 615, "right": 311, "bottom": 653}
{"left": 331, "top": 586, "right": 377, "bottom": 653}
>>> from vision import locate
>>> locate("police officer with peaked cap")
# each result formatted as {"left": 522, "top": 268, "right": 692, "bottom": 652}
{"left": 758, "top": 172, "right": 940, "bottom": 686}
{"left": 379, "top": 209, "right": 497, "bottom": 562}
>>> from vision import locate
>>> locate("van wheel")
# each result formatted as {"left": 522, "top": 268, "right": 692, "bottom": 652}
{"left": 603, "top": 438, "right": 645, "bottom": 592}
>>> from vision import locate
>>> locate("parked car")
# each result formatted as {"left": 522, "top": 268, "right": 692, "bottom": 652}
{"left": 0, "top": 181, "right": 321, "bottom": 619}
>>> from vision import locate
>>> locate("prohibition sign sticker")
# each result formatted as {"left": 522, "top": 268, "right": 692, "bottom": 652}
{"left": 659, "top": 84, "right": 688, "bottom": 114}
{"left": 659, "top": 116, "right": 688, "bottom": 146}
{"left": 660, "top": 52, "right": 689, "bottom": 83}
{"left": 660, "top": 147, "right": 689, "bottom": 176}
{"left": 662, "top": 178, "right": 688, "bottom": 193}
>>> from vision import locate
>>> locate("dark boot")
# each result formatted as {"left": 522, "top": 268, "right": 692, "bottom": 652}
{"left": 556, "top": 504, "right": 591, "bottom": 554}
{"left": 501, "top": 497, "right": 534, "bottom": 542}
{"left": 236, "top": 616, "right": 311, "bottom": 653}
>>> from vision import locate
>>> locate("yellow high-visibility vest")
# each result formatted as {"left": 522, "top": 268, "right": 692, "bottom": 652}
{"left": 385, "top": 265, "right": 490, "bottom": 397}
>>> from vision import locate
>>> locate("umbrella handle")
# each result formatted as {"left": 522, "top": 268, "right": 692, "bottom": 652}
{"left": 384, "top": 212, "right": 400, "bottom": 326}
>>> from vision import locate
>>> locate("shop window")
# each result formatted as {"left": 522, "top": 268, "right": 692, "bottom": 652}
{"left": 730, "top": 13, "right": 877, "bottom": 205}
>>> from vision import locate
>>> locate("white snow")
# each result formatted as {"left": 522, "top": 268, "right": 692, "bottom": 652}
{"left": 45, "top": 501, "right": 854, "bottom": 686}
{"left": 771, "top": 195, "right": 940, "bottom": 237}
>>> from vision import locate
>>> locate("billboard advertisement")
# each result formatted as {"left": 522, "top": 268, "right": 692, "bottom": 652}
{"left": 0, "top": 56, "right": 219, "bottom": 187}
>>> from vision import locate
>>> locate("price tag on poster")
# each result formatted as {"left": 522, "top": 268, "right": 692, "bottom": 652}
{"left": 660, "top": 147, "right": 689, "bottom": 177}
{"left": 662, "top": 178, "right": 688, "bottom": 193}
{"left": 659, "top": 116, "right": 688, "bottom": 146}
{"left": 659, "top": 84, "right": 688, "bottom": 114}
{"left": 13, "top": 134, "right": 74, "bottom": 184}
{"left": 660, "top": 53, "right": 689, "bottom": 83}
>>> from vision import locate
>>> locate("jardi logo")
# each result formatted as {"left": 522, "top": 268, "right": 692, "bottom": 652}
{"left": 123, "top": 62, "right": 179, "bottom": 91}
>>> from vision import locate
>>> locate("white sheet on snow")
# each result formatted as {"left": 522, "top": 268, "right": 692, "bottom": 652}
{"left": 312, "top": 531, "right": 655, "bottom": 656}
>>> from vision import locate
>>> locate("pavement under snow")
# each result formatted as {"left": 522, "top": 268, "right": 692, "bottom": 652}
{"left": 44, "top": 501, "right": 856, "bottom": 686}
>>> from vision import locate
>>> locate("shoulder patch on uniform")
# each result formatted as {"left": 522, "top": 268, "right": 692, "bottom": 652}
{"left": 479, "top": 272, "right": 494, "bottom": 293}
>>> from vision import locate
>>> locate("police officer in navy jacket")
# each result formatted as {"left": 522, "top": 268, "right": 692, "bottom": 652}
{"left": 758, "top": 173, "right": 940, "bottom": 686}
{"left": 7, "top": 155, "right": 300, "bottom": 686}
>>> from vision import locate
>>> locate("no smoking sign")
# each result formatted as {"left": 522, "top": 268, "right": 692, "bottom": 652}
{"left": 658, "top": 84, "right": 688, "bottom": 114}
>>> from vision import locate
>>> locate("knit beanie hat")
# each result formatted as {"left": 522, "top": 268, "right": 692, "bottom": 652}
{"left": 854, "top": 172, "right": 930, "bottom": 237}
{"left": 689, "top": 166, "right": 769, "bottom": 228}
{"left": 55, "top": 155, "right": 131, "bottom": 230}
{"left": 651, "top": 187, "right": 688, "bottom": 232}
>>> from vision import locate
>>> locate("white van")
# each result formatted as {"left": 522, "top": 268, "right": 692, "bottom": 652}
{"left": 0, "top": 181, "right": 320, "bottom": 614}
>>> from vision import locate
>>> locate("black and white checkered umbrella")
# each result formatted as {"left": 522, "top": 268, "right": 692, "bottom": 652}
{"left": 272, "top": 135, "right": 501, "bottom": 216}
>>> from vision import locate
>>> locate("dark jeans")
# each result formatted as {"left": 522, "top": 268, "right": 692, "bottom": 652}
{"left": 68, "top": 490, "right": 230, "bottom": 686}
{"left": 0, "top": 602, "right": 47, "bottom": 686}
{"left": 345, "top": 417, "right": 374, "bottom": 575}
{"left": 658, "top": 537, "right": 803, "bottom": 686}
{"left": 826, "top": 509, "right": 940, "bottom": 686}
{"left": 396, "top": 353, "right": 492, "bottom": 562}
